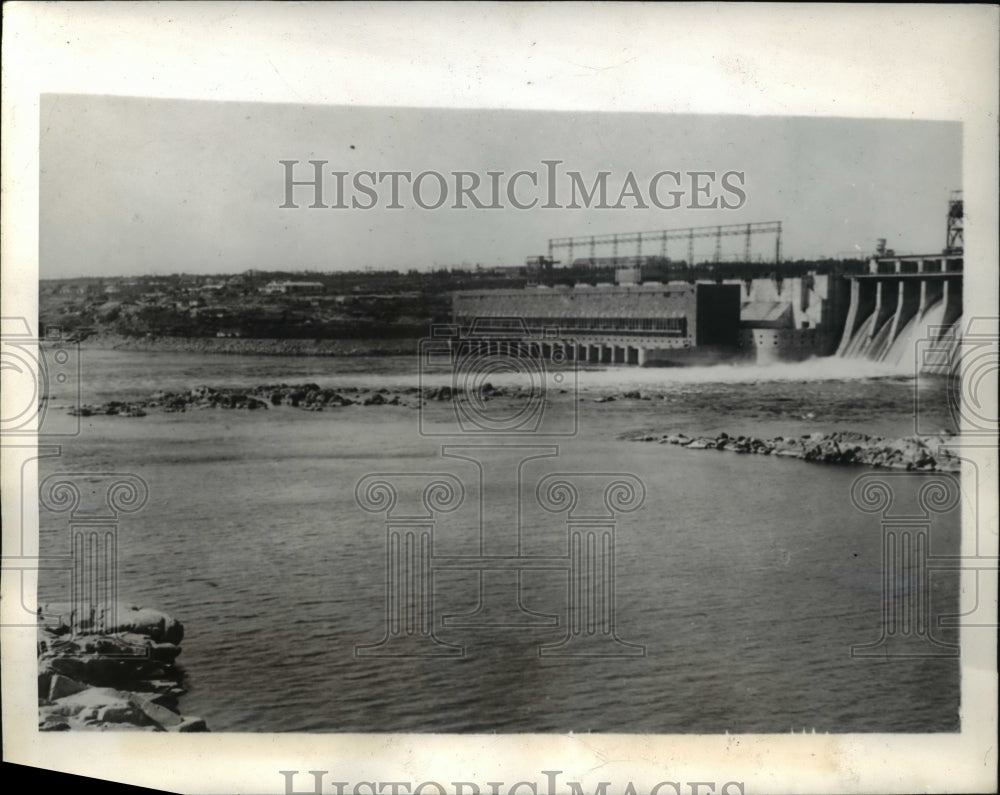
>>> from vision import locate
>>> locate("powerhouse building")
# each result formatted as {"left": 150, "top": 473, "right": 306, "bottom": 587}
{"left": 452, "top": 282, "right": 741, "bottom": 366}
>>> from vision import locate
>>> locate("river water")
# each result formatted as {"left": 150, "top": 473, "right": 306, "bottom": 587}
{"left": 37, "top": 349, "right": 960, "bottom": 733}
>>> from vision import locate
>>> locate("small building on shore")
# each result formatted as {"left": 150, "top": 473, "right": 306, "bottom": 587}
{"left": 260, "top": 280, "right": 326, "bottom": 296}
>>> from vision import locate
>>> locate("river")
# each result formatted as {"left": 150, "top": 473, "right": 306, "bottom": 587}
{"left": 37, "top": 349, "right": 960, "bottom": 732}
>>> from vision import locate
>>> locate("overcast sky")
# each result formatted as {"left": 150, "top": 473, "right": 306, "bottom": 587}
{"left": 40, "top": 94, "right": 960, "bottom": 278}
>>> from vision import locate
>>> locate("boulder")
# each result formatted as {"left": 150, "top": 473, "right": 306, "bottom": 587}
{"left": 39, "top": 717, "right": 72, "bottom": 731}
{"left": 128, "top": 693, "right": 183, "bottom": 729}
{"left": 45, "top": 651, "right": 165, "bottom": 687}
{"left": 96, "top": 703, "right": 151, "bottom": 726}
{"left": 48, "top": 674, "right": 88, "bottom": 701}
{"left": 48, "top": 686, "right": 132, "bottom": 713}
{"left": 38, "top": 669, "right": 52, "bottom": 699}
{"left": 37, "top": 601, "right": 183, "bottom": 644}
{"left": 170, "top": 716, "right": 209, "bottom": 733}
{"left": 146, "top": 641, "right": 182, "bottom": 664}
{"left": 107, "top": 604, "right": 184, "bottom": 644}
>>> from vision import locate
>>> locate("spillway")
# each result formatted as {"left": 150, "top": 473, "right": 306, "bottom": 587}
{"left": 836, "top": 254, "right": 963, "bottom": 374}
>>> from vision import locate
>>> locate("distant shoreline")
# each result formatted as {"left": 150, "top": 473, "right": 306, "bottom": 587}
{"left": 71, "top": 334, "right": 419, "bottom": 357}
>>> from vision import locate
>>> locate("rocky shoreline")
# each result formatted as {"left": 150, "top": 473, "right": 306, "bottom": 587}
{"left": 623, "top": 429, "right": 961, "bottom": 472}
{"left": 67, "top": 381, "right": 519, "bottom": 417}
{"left": 38, "top": 602, "right": 208, "bottom": 732}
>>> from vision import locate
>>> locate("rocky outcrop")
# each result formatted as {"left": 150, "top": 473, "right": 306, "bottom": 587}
{"left": 38, "top": 602, "right": 208, "bottom": 732}
{"left": 625, "top": 429, "right": 961, "bottom": 472}
{"left": 68, "top": 401, "right": 147, "bottom": 417}
{"left": 66, "top": 382, "right": 526, "bottom": 417}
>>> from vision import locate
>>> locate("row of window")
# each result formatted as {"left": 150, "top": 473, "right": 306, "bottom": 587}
{"left": 521, "top": 316, "right": 686, "bottom": 332}
{"left": 456, "top": 316, "right": 688, "bottom": 334}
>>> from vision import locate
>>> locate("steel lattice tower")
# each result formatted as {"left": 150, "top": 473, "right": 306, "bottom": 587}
{"left": 946, "top": 190, "right": 963, "bottom": 254}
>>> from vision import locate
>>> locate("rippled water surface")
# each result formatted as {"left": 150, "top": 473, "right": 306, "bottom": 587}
{"left": 38, "top": 350, "right": 960, "bottom": 732}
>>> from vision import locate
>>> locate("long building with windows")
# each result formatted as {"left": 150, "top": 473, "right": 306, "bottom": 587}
{"left": 452, "top": 281, "right": 742, "bottom": 365}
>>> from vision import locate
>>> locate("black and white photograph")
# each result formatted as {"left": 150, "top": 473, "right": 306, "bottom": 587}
{"left": 2, "top": 4, "right": 997, "bottom": 794}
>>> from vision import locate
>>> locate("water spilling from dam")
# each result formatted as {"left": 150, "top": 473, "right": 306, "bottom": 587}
{"left": 835, "top": 253, "right": 963, "bottom": 374}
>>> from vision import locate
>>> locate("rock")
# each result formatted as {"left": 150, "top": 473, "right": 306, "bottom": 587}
{"left": 627, "top": 426, "right": 963, "bottom": 472}
{"left": 49, "top": 686, "right": 132, "bottom": 713}
{"left": 128, "top": 693, "right": 183, "bottom": 729}
{"left": 170, "top": 716, "right": 209, "bottom": 733}
{"left": 108, "top": 604, "right": 184, "bottom": 644}
{"left": 38, "top": 601, "right": 183, "bottom": 644}
{"left": 48, "top": 674, "right": 88, "bottom": 701}
{"left": 146, "top": 680, "right": 187, "bottom": 697}
{"left": 97, "top": 703, "right": 151, "bottom": 725}
{"left": 45, "top": 652, "right": 164, "bottom": 687}
{"left": 38, "top": 601, "right": 209, "bottom": 732}
{"left": 39, "top": 718, "right": 72, "bottom": 731}
{"left": 424, "top": 386, "right": 454, "bottom": 401}
{"left": 146, "top": 641, "right": 182, "bottom": 664}
{"left": 70, "top": 381, "right": 433, "bottom": 417}
{"left": 38, "top": 669, "right": 53, "bottom": 699}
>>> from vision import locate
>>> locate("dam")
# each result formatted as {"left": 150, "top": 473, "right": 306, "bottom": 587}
{"left": 836, "top": 253, "right": 963, "bottom": 374}
{"left": 450, "top": 199, "right": 964, "bottom": 373}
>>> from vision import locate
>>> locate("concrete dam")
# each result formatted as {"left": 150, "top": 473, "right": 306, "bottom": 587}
{"left": 450, "top": 257, "right": 963, "bottom": 374}
{"left": 448, "top": 201, "right": 965, "bottom": 374}
{"left": 836, "top": 253, "right": 963, "bottom": 375}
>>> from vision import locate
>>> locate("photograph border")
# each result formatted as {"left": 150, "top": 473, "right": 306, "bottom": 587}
{"left": 2, "top": 3, "right": 997, "bottom": 793}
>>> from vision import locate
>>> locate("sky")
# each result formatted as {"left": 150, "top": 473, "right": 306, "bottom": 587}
{"left": 39, "top": 94, "right": 961, "bottom": 278}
